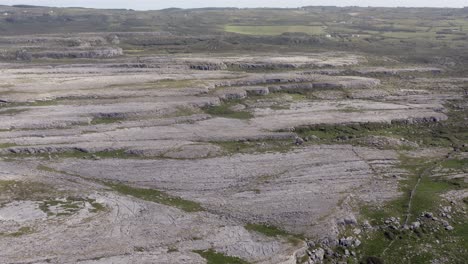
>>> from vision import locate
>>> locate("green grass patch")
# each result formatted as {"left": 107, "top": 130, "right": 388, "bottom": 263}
{"left": 0, "top": 143, "right": 17, "bottom": 149}
{"left": 214, "top": 139, "right": 294, "bottom": 155}
{"left": 0, "top": 108, "right": 28, "bottom": 115}
{"left": 356, "top": 153, "right": 468, "bottom": 263}
{"left": 358, "top": 220, "right": 468, "bottom": 263}
{"left": 362, "top": 155, "right": 468, "bottom": 225}
{"left": 1, "top": 100, "right": 60, "bottom": 108}
{"left": 193, "top": 249, "right": 250, "bottom": 264}
{"left": 90, "top": 116, "right": 125, "bottom": 125}
{"left": 104, "top": 182, "right": 204, "bottom": 213}
{"left": 89, "top": 201, "right": 106, "bottom": 213}
{"left": 245, "top": 223, "right": 290, "bottom": 237}
{"left": 441, "top": 158, "right": 468, "bottom": 170}
{"left": 454, "top": 220, "right": 468, "bottom": 249}
{"left": 245, "top": 223, "right": 304, "bottom": 245}
{"left": 108, "top": 79, "right": 206, "bottom": 90}
{"left": 39, "top": 197, "right": 106, "bottom": 216}
{"left": 224, "top": 25, "right": 325, "bottom": 36}
{"left": 167, "top": 247, "right": 179, "bottom": 253}
{"left": 0, "top": 180, "right": 55, "bottom": 204}
{"left": 295, "top": 101, "right": 467, "bottom": 149}
{"left": 0, "top": 226, "right": 34, "bottom": 237}
{"left": 295, "top": 117, "right": 464, "bottom": 148}
{"left": 203, "top": 101, "right": 252, "bottom": 120}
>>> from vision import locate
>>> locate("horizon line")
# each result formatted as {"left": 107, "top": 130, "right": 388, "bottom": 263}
{"left": 1, "top": 4, "right": 466, "bottom": 11}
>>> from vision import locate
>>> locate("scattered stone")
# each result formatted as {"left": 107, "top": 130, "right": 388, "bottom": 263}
{"left": 337, "top": 135, "right": 349, "bottom": 141}
{"left": 339, "top": 237, "right": 349, "bottom": 247}
{"left": 410, "top": 221, "right": 421, "bottom": 230}
{"left": 339, "top": 237, "right": 362, "bottom": 248}
{"left": 295, "top": 137, "right": 304, "bottom": 146}
{"left": 442, "top": 206, "right": 452, "bottom": 213}
{"left": 354, "top": 239, "right": 361, "bottom": 247}
{"left": 245, "top": 86, "right": 270, "bottom": 96}
{"left": 315, "top": 248, "right": 325, "bottom": 261}
{"left": 229, "top": 104, "right": 247, "bottom": 111}
{"left": 353, "top": 228, "right": 361, "bottom": 235}
{"left": 384, "top": 216, "right": 400, "bottom": 225}
{"left": 358, "top": 135, "right": 419, "bottom": 149}
{"left": 441, "top": 220, "right": 450, "bottom": 227}
{"left": 362, "top": 220, "right": 372, "bottom": 229}
{"left": 424, "top": 212, "right": 434, "bottom": 219}
{"left": 446, "top": 225, "right": 454, "bottom": 231}
{"left": 307, "top": 135, "right": 320, "bottom": 141}
{"left": 344, "top": 215, "right": 358, "bottom": 225}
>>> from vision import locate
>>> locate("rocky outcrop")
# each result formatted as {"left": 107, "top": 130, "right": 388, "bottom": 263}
{"left": 216, "top": 89, "right": 248, "bottom": 100}
{"left": 245, "top": 86, "right": 270, "bottom": 96}
{"left": 357, "top": 136, "right": 419, "bottom": 149}
{"left": 215, "top": 74, "right": 380, "bottom": 90}
{"left": 189, "top": 63, "right": 227, "bottom": 71}
{"left": 226, "top": 62, "right": 298, "bottom": 70}
{"left": 31, "top": 47, "right": 123, "bottom": 59}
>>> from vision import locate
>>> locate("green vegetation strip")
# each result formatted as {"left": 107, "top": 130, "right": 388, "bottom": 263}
{"left": 90, "top": 117, "right": 126, "bottom": 125}
{"left": 39, "top": 197, "right": 106, "bottom": 216}
{"left": 245, "top": 223, "right": 304, "bottom": 246}
{"left": 357, "top": 155, "right": 468, "bottom": 263}
{"left": 0, "top": 180, "right": 55, "bottom": 203}
{"left": 0, "top": 227, "right": 34, "bottom": 237}
{"left": 36, "top": 165, "right": 202, "bottom": 213}
{"left": 245, "top": 223, "right": 290, "bottom": 237}
{"left": 0, "top": 108, "right": 28, "bottom": 115}
{"left": 193, "top": 249, "right": 250, "bottom": 264}
{"left": 104, "top": 182, "right": 204, "bottom": 213}
{"left": 0, "top": 143, "right": 17, "bottom": 149}
{"left": 215, "top": 139, "right": 294, "bottom": 155}
{"left": 362, "top": 156, "right": 467, "bottom": 222}
{"left": 224, "top": 25, "right": 325, "bottom": 36}
{"left": 203, "top": 101, "right": 252, "bottom": 119}
{"left": 295, "top": 117, "right": 466, "bottom": 149}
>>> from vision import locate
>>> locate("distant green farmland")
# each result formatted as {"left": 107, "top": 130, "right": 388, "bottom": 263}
{"left": 224, "top": 25, "right": 326, "bottom": 36}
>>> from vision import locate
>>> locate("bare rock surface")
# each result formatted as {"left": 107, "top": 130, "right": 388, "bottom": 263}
{"left": 50, "top": 145, "right": 400, "bottom": 237}
{"left": 0, "top": 50, "right": 465, "bottom": 264}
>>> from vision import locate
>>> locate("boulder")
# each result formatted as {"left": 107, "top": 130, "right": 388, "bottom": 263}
{"left": 295, "top": 137, "right": 305, "bottom": 146}
{"left": 245, "top": 86, "right": 270, "bottom": 96}
{"left": 315, "top": 248, "right": 325, "bottom": 261}
{"left": 410, "top": 221, "right": 421, "bottom": 230}
{"left": 344, "top": 215, "right": 358, "bottom": 225}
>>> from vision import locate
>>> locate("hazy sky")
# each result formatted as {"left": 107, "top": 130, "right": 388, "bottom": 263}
{"left": 0, "top": 0, "right": 466, "bottom": 9}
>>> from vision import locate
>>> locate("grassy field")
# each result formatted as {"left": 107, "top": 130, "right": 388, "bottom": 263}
{"left": 356, "top": 155, "right": 468, "bottom": 263}
{"left": 202, "top": 100, "right": 253, "bottom": 119}
{"left": 244, "top": 223, "right": 304, "bottom": 246}
{"left": 224, "top": 25, "right": 325, "bottom": 35}
{"left": 0, "top": 6, "right": 467, "bottom": 63}
{"left": 193, "top": 249, "right": 250, "bottom": 264}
